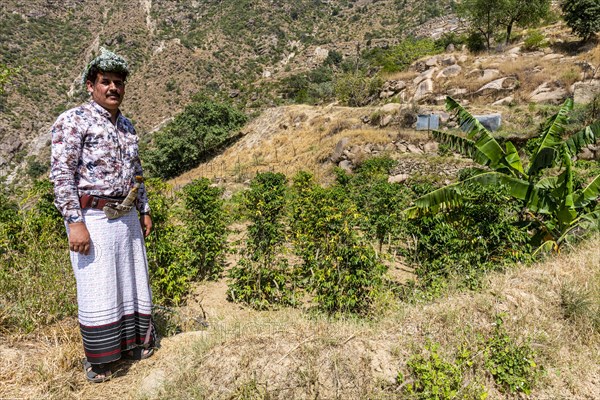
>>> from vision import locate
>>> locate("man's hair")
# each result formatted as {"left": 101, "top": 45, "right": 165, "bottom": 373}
{"left": 82, "top": 47, "right": 130, "bottom": 86}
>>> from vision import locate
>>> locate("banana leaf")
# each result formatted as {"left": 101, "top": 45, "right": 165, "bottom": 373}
{"left": 445, "top": 96, "right": 506, "bottom": 166}
{"left": 404, "top": 182, "right": 463, "bottom": 219}
{"left": 528, "top": 98, "right": 573, "bottom": 177}
{"left": 574, "top": 174, "right": 600, "bottom": 208}
{"left": 431, "top": 130, "right": 490, "bottom": 165}
{"left": 564, "top": 121, "right": 600, "bottom": 156}
{"left": 504, "top": 141, "right": 525, "bottom": 176}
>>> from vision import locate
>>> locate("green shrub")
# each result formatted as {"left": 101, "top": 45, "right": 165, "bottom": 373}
{"left": 228, "top": 172, "right": 297, "bottom": 309}
{"left": 405, "top": 181, "right": 532, "bottom": 291}
{"left": 398, "top": 341, "right": 487, "bottom": 399}
{"left": 290, "top": 172, "right": 386, "bottom": 315}
{"left": 0, "top": 182, "right": 75, "bottom": 332}
{"left": 143, "top": 95, "right": 247, "bottom": 178}
{"left": 334, "top": 70, "right": 383, "bottom": 107}
{"left": 181, "top": 178, "right": 228, "bottom": 280}
{"left": 362, "top": 37, "right": 441, "bottom": 73}
{"left": 466, "top": 31, "right": 486, "bottom": 53}
{"left": 335, "top": 157, "right": 412, "bottom": 252}
{"left": 144, "top": 178, "right": 191, "bottom": 306}
{"left": 522, "top": 29, "right": 547, "bottom": 51}
{"left": 483, "top": 315, "right": 541, "bottom": 394}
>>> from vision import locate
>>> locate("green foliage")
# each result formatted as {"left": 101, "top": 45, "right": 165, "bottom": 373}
{"left": 280, "top": 66, "right": 335, "bottom": 104}
{"left": 336, "top": 156, "right": 412, "bottom": 252}
{"left": 408, "top": 97, "right": 600, "bottom": 254}
{"left": 181, "top": 178, "right": 228, "bottom": 280}
{"left": 362, "top": 38, "right": 440, "bottom": 73}
{"left": 228, "top": 172, "right": 297, "bottom": 309}
{"left": 290, "top": 172, "right": 386, "bottom": 315}
{"left": 334, "top": 70, "right": 383, "bottom": 107}
{"left": 466, "top": 31, "right": 487, "bottom": 53}
{"left": 405, "top": 182, "right": 531, "bottom": 291}
{"left": 0, "top": 64, "right": 19, "bottom": 95}
{"left": 144, "top": 179, "right": 191, "bottom": 306}
{"left": 561, "top": 0, "right": 600, "bottom": 41}
{"left": 0, "top": 182, "right": 75, "bottom": 333}
{"left": 483, "top": 315, "right": 541, "bottom": 394}
{"left": 143, "top": 95, "right": 247, "bottom": 178}
{"left": 399, "top": 341, "right": 487, "bottom": 399}
{"left": 522, "top": 29, "right": 547, "bottom": 51}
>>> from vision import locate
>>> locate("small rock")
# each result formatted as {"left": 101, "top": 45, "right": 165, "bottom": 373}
{"left": 339, "top": 160, "right": 353, "bottom": 172}
{"left": 492, "top": 96, "right": 514, "bottom": 106}
{"left": 407, "top": 144, "right": 423, "bottom": 154}
{"left": 423, "top": 142, "right": 439, "bottom": 153}
{"left": 139, "top": 369, "right": 167, "bottom": 398}
{"left": 331, "top": 137, "right": 350, "bottom": 163}
{"left": 579, "top": 147, "right": 595, "bottom": 161}
{"left": 388, "top": 174, "right": 410, "bottom": 184}
{"left": 380, "top": 115, "right": 393, "bottom": 127}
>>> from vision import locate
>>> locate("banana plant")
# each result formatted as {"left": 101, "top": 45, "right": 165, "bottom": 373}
{"left": 405, "top": 96, "right": 600, "bottom": 253}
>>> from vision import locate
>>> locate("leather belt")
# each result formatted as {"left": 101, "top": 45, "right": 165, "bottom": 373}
{"left": 80, "top": 194, "right": 126, "bottom": 210}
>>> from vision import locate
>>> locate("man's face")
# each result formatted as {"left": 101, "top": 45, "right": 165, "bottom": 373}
{"left": 86, "top": 71, "right": 125, "bottom": 113}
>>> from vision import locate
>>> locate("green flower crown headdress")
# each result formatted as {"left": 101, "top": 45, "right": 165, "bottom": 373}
{"left": 81, "top": 47, "right": 129, "bottom": 85}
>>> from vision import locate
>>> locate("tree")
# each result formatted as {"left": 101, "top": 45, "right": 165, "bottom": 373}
{"left": 561, "top": 0, "right": 600, "bottom": 41}
{"left": 499, "top": 0, "right": 550, "bottom": 45}
{"left": 457, "top": 0, "right": 550, "bottom": 50}
{"left": 406, "top": 97, "right": 600, "bottom": 254}
{"left": 456, "top": 0, "right": 505, "bottom": 51}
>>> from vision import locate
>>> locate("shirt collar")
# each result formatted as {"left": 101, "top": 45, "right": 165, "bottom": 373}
{"left": 89, "top": 100, "right": 122, "bottom": 123}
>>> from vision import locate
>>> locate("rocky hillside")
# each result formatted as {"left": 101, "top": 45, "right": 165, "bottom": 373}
{"left": 0, "top": 0, "right": 455, "bottom": 181}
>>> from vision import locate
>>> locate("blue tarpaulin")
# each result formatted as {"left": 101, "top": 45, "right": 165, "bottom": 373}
{"left": 416, "top": 114, "right": 440, "bottom": 130}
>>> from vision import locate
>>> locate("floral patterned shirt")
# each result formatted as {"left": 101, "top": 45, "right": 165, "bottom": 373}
{"left": 50, "top": 100, "right": 150, "bottom": 223}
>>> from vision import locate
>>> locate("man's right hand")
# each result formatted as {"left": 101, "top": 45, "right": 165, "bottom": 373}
{"left": 68, "top": 222, "right": 91, "bottom": 255}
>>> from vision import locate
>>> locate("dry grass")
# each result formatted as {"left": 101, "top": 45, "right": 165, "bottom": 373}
{"left": 172, "top": 104, "right": 414, "bottom": 188}
{"left": 2, "top": 235, "right": 598, "bottom": 399}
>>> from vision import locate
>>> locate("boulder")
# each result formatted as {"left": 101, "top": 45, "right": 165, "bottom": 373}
{"left": 380, "top": 103, "right": 402, "bottom": 113}
{"left": 413, "top": 68, "right": 437, "bottom": 85}
{"left": 436, "top": 64, "right": 462, "bottom": 79}
{"left": 542, "top": 53, "right": 563, "bottom": 61}
{"left": 313, "top": 46, "right": 329, "bottom": 61}
{"left": 441, "top": 55, "right": 457, "bottom": 66}
{"left": 414, "top": 79, "right": 434, "bottom": 102}
{"left": 380, "top": 115, "right": 393, "bottom": 127}
{"left": 425, "top": 56, "right": 439, "bottom": 67}
{"left": 492, "top": 96, "right": 514, "bottom": 106}
{"left": 481, "top": 69, "right": 500, "bottom": 81}
{"left": 476, "top": 77, "right": 518, "bottom": 94}
{"left": 529, "top": 82, "right": 568, "bottom": 104}
{"left": 573, "top": 80, "right": 600, "bottom": 104}
{"left": 407, "top": 144, "right": 423, "bottom": 154}
{"left": 423, "top": 141, "right": 439, "bottom": 153}
{"left": 579, "top": 147, "right": 595, "bottom": 161}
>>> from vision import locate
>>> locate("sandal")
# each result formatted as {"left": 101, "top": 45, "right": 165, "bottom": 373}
{"left": 82, "top": 358, "right": 112, "bottom": 383}
{"left": 122, "top": 346, "right": 154, "bottom": 361}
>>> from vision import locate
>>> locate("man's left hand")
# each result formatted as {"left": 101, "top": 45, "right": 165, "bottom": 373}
{"left": 140, "top": 214, "right": 152, "bottom": 237}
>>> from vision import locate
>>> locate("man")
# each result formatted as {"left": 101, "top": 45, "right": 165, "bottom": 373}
{"left": 50, "top": 48, "right": 155, "bottom": 383}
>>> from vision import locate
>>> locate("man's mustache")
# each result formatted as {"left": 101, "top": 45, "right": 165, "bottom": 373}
{"left": 107, "top": 92, "right": 121, "bottom": 98}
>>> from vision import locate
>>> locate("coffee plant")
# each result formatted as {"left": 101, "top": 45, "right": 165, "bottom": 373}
{"left": 227, "top": 172, "right": 297, "bottom": 309}
{"left": 290, "top": 171, "right": 386, "bottom": 315}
